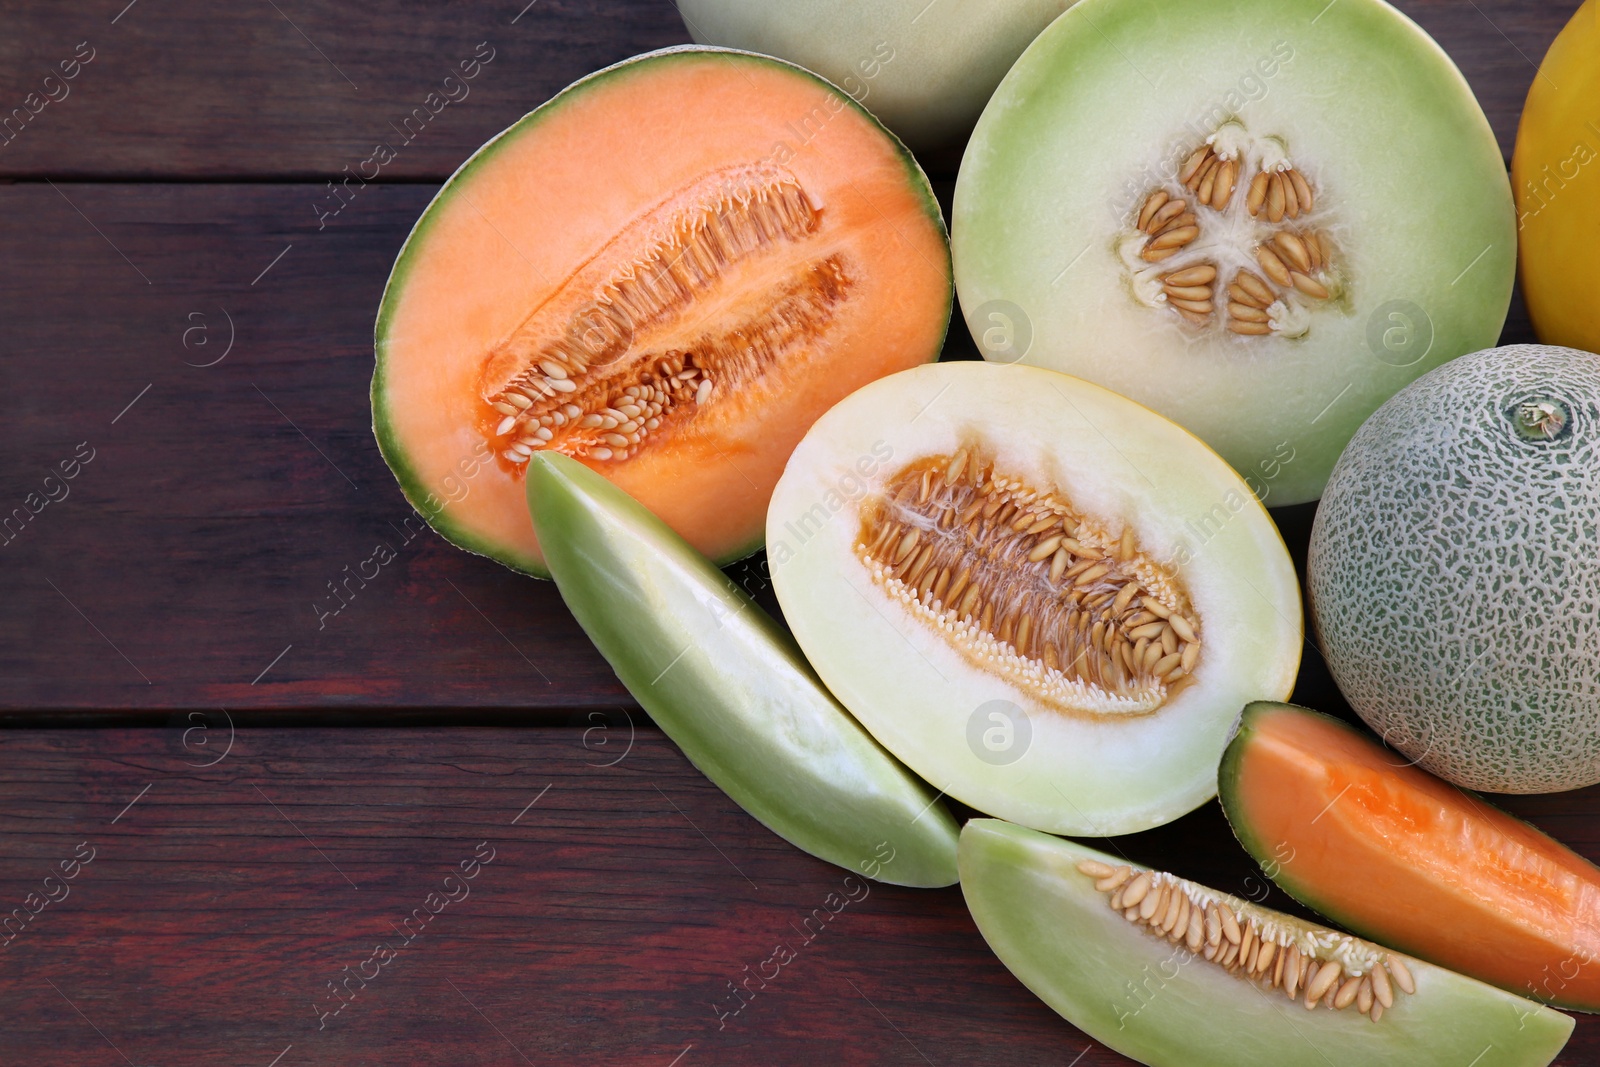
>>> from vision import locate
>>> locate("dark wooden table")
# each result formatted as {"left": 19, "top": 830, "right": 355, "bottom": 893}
{"left": 1, "top": 2, "right": 1591, "bottom": 1063}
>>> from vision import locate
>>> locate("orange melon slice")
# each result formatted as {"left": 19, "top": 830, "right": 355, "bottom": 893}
{"left": 373, "top": 46, "right": 951, "bottom": 575}
{"left": 1221, "top": 701, "right": 1600, "bottom": 1012}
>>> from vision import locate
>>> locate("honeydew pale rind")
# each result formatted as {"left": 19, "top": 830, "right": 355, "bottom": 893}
{"left": 526, "top": 451, "right": 959, "bottom": 888}
{"left": 767, "top": 362, "right": 1301, "bottom": 837}
{"left": 675, "top": 0, "right": 1074, "bottom": 151}
{"left": 1308, "top": 345, "right": 1600, "bottom": 794}
{"left": 952, "top": 0, "right": 1514, "bottom": 505}
{"left": 959, "top": 819, "right": 1573, "bottom": 1067}
{"left": 374, "top": 46, "right": 951, "bottom": 578}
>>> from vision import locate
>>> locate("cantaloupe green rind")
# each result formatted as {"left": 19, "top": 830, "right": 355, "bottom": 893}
{"left": 952, "top": 0, "right": 1515, "bottom": 505}
{"left": 960, "top": 819, "right": 1574, "bottom": 1067}
{"left": 527, "top": 451, "right": 960, "bottom": 887}
{"left": 372, "top": 45, "right": 951, "bottom": 578}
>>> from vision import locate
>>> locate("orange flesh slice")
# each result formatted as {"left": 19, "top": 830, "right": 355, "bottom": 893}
{"left": 1229, "top": 704, "right": 1600, "bottom": 1009}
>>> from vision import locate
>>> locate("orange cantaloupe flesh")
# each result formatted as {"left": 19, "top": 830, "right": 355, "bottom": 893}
{"left": 1225, "top": 703, "right": 1600, "bottom": 1011}
{"left": 375, "top": 48, "right": 951, "bottom": 574}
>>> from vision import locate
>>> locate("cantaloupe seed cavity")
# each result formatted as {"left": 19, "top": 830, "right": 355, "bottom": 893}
{"left": 1121, "top": 120, "right": 1346, "bottom": 340}
{"left": 477, "top": 162, "right": 849, "bottom": 468}
{"left": 855, "top": 447, "right": 1201, "bottom": 718}
{"left": 1075, "top": 859, "right": 1415, "bottom": 1021}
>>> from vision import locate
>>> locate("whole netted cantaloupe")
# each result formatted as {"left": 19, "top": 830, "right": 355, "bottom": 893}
{"left": 1309, "top": 345, "right": 1600, "bottom": 793}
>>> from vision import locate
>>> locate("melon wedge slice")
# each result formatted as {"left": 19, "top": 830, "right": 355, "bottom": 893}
{"left": 961, "top": 819, "right": 1573, "bottom": 1066}
{"left": 1220, "top": 701, "right": 1600, "bottom": 1011}
{"left": 528, "top": 451, "right": 959, "bottom": 887}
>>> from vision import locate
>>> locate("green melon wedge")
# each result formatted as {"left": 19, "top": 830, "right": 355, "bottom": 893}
{"left": 527, "top": 451, "right": 959, "bottom": 887}
{"left": 959, "top": 819, "right": 1573, "bottom": 1066}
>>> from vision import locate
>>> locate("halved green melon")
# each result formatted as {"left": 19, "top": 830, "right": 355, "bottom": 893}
{"left": 952, "top": 0, "right": 1515, "bottom": 505}
{"left": 528, "top": 451, "right": 959, "bottom": 887}
{"left": 1221, "top": 701, "right": 1600, "bottom": 1012}
{"left": 767, "top": 362, "right": 1300, "bottom": 836}
{"left": 675, "top": 0, "right": 1074, "bottom": 150}
{"left": 374, "top": 46, "right": 950, "bottom": 576}
{"left": 960, "top": 819, "right": 1574, "bottom": 1066}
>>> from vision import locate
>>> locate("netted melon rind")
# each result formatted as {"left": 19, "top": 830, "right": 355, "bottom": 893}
{"left": 1309, "top": 345, "right": 1600, "bottom": 793}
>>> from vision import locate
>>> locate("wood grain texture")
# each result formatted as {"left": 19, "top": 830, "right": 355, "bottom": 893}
{"left": 1, "top": 726, "right": 1598, "bottom": 1066}
{"left": 0, "top": 182, "right": 611, "bottom": 712}
{"left": 0, "top": 0, "right": 1577, "bottom": 181}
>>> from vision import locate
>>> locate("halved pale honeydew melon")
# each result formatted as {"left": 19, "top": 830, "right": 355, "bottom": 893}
{"left": 675, "top": 0, "right": 1075, "bottom": 151}
{"left": 767, "top": 362, "right": 1300, "bottom": 836}
{"left": 960, "top": 820, "right": 1574, "bottom": 1067}
{"left": 374, "top": 46, "right": 950, "bottom": 576}
{"left": 952, "top": 0, "right": 1514, "bottom": 505}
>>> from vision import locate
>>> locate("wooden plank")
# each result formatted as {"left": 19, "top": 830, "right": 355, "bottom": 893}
{"left": 0, "top": 0, "right": 1578, "bottom": 181}
{"left": 0, "top": 182, "right": 621, "bottom": 711}
{"left": 0, "top": 726, "right": 1596, "bottom": 1064}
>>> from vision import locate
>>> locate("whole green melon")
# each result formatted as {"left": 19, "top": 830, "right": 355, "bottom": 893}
{"left": 1309, "top": 345, "right": 1600, "bottom": 793}
{"left": 675, "top": 0, "right": 1073, "bottom": 151}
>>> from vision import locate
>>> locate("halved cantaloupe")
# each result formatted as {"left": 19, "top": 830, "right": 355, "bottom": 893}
{"left": 1220, "top": 701, "right": 1600, "bottom": 1012}
{"left": 373, "top": 46, "right": 951, "bottom": 575}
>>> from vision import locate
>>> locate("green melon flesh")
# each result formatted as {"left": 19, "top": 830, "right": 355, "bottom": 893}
{"left": 1310, "top": 344, "right": 1600, "bottom": 793}
{"left": 952, "top": 0, "right": 1514, "bottom": 505}
{"left": 528, "top": 451, "right": 959, "bottom": 888}
{"left": 767, "top": 362, "right": 1300, "bottom": 836}
{"left": 675, "top": 0, "right": 1074, "bottom": 150}
{"left": 960, "top": 820, "right": 1573, "bottom": 1067}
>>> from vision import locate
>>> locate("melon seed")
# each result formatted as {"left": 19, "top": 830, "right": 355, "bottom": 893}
{"left": 856, "top": 449, "right": 1201, "bottom": 717}
{"left": 1371, "top": 959, "right": 1394, "bottom": 1007}
{"left": 1388, "top": 955, "right": 1416, "bottom": 995}
{"left": 1305, "top": 960, "right": 1343, "bottom": 1008}
{"left": 1074, "top": 860, "right": 1410, "bottom": 1023}
{"left": 1122, "top": 120, "right": 1340, "bottom": 338}
{"left": 478, "top": 164, "right": 852, "bottom": 468}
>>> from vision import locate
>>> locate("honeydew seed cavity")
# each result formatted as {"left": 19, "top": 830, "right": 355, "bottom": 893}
{"left": 1075, "top": 858, "right": 1411, "bottom": 1022}
{"left": 1123, "top": 118, "right": 1342, "bottom": 341}
{"left": 856, "top": 446, "right": 1202, "bottom": 718}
